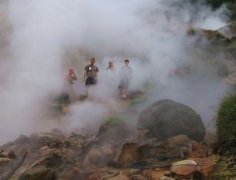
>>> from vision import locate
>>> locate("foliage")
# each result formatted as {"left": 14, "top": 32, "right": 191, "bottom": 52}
{"left": 206, "top": 0, "right": 235, "bottom": 8}
{"left": 129, "top": 96, "right": 147, "bottom": 107}
{"left": 216, "top": 94, "right": 236, "bottom": 154}
{"left": 206, "top": 0, "right": 236, "bottom": 20}
{"left": 97, "top": 116, "right": 129, "bottom": 142}
{"left": 103, "top": 116, "right": 125, "bottom": 127}
{"left": 213, "top": 155, "right": 236, "bottom": 179}
{"left": 227, "top": 3, "right": 236, "bottom": 20}
{"left": 55, "top": 93, "right": 70, "bottom": 104}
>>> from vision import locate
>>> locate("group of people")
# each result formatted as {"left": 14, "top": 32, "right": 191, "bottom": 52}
{"left": 66, "top": 57, "right": 132, "bottom": 100}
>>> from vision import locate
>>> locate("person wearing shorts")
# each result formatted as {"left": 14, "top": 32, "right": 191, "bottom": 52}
{"left": 84, "top": 58, "right": 99, "bottom": 86}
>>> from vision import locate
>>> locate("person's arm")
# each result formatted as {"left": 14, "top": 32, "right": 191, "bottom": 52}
{"left": 94, "top": 66, "right": 99, "bottom": 77}
{"left": 96, "top": 67, "right": 99, "bottom": 77}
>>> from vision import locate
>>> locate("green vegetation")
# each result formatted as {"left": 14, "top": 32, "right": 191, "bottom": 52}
{"left": 213, "top": 94, "right": 236, "bottom": 179}
{"left": 227, "top": 3, "right": 236, "bottom": 20}
{"left": 206, "top": 0, "right": 236, "bottom": 20}
{"left": 55, "top": 93, "right": 70, "bottom": 104}
{"left": 216, "top": 94, "right": 236, "bottom": 154}
{"left": 97, "top": 116, "right": 129, "bottom": 142}
{"left": 213, "top": 155, "right": 236, "bottom": 179}
{"left": 103, "top": 116, "right": 125, "bottom": 126}
{"left": 206, "top": 0, "right": 234, "bottom": 8}
{"left": 129, "top": 96, "right": 147, "bottom": 107}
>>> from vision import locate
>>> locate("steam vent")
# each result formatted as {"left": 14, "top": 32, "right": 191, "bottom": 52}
{"left": 0, "top": 0, "right": 236, "bottom": 179}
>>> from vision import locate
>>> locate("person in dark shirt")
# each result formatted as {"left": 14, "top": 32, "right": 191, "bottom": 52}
{"left": 83, "top": 58, "right": 99, "bottom": 86}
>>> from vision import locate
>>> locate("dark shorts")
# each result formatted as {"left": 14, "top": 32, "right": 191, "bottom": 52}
{"left": 85, "top": 77, "right": 97, "bottom": 86}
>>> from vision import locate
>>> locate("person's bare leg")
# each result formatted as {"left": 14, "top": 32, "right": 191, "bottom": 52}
{"left": 121, "top": 87, "right": 128, "bottom": 99}
{"left": 124, "top": 87, "right": 128, "bottom": 99}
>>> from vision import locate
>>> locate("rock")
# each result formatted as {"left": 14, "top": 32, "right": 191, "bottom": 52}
{"left": 138, "top": 99, "right": 205, "bottom": 142}
{"left": 142, "top": 169, "right": 170, "bottom": 180}
{"left": 130, "top": 174, "right": 147, "bottom": 180}
{"left": 60, "top": 167, "right": 86, "bottom": 180}
{"left": 160, "top": 176, "right": 175, "bottom": 180}
{"left": 0, "top": 149, "right": 16, "bottom": 159}
{"left": 39, "top": 146, "right": 52, "bottom": 156}
{"left": 13, "top": 135, "right": 30, "bottom": 145}
{"left": 218, "top": 22, "right": 236, "bottom": 39}
{"left": 87, "top": 168, "right": 119, "bottom": 180}
{"left": 116, "top": 136, "right": 194, "bottom": 168}
{"left": 108, "top": 173, "right": 129, "bottom": 180}
{"left": 117, "top": 143, "right": 140, "bottom": 168}
{"left": 19, "top": 166, "right": 58, "bottom": 180}
{"left": 171, "top": 160, "right": 198, "bottom": 175}
{"left": 128, "top": 169, "right": 142, "bottom": 175}
{"left": 83, "top": 144, "right": 117, "bottom": 167}
{"left": 28, "top": 153, "right": 63, "bottom": 170}
{"left": 0, "top": 157, "right": 12, "bottom": 165}
{"left": 170, "top": 159, "right": 205, "bottom": 179}
{"left": 192, "top": 156, "right": 218, "bottom": 177}
{"left": 188, "top": 142, "right": 209, "bottom": 158}
{"left": 163, "top": 135, "right": 201, "bottom": 158}
{"left": 166, "top": 135, "right": 193, "bottom": 150}
{"left": 35, "top": 134, "right": 63, "bottom": 149}
{"left": 8, "top": 151, "right": 16, "bottom": 159}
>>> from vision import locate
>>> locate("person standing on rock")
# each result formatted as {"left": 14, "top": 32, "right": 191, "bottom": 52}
{"left": 106, "top": 61, "right": 115, "bottom": 72}
{"left": 83, "top": 58, "right": 99, "bottom": 86}
{"left": 105, "top": 60, "right": 118, "bottom": 93}
{"left": 64, "top": 68, "right": 78, "bottom": 101}
{"left": 67, "top": 68, "right": 77, "bottom": 84}
{"left": 119, "top": 59, "right": 132, "bottom": 99}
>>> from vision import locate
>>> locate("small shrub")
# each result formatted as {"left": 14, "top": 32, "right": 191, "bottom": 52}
{"left": 227, "top": 3, "right": 236, "bottom": 20}
{"left": 216, "top": 94, "right": 236, "bottom": 154}
{"left": 97, "top": 117, "right": 129, "bottom": 142}
{"left": 103, "top": 117, "right": 125, "bottom": 126}
{"left": 206, "top": 0, "right": 234, "bottom": 8}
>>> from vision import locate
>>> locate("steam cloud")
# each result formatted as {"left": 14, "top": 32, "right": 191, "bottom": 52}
{"left": 0, "top": 0, "right": 229, "bottom": 144}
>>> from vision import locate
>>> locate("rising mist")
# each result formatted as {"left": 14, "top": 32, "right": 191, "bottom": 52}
{"left": 0, "top": 0, "right": 229, "bottom": 144}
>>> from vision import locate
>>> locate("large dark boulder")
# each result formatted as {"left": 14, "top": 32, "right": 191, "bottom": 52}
{"left": 137, "top": 99, "right": 205, "bottom": 142}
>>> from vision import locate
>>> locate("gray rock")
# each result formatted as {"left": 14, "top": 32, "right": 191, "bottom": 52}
{"left": 18, "top": 166, "right": 58, "bottom": 180}
{"left": 83, "top": 144, "right": 117, "bottom": 167}
{"left": 138, "top": 99, "right": 205, "bottom": 142}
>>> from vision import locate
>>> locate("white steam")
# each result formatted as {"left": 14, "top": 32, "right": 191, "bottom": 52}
{"left": 0, "top": 0, "right": 229, "bottom": 144}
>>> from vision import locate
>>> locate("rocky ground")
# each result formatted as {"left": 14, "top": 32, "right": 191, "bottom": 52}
{"left": 0, "top": 7, "right": 236, "bottom": 180}
{"left": 0, "top": 129, "right": 219, "bottom": 180}
{"left": 0, "top": 97, "right": 234, "bottom": 180}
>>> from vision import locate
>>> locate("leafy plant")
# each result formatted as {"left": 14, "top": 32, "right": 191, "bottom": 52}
{"left": 216, "top": 94, "right": 236, "bottom": 154}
